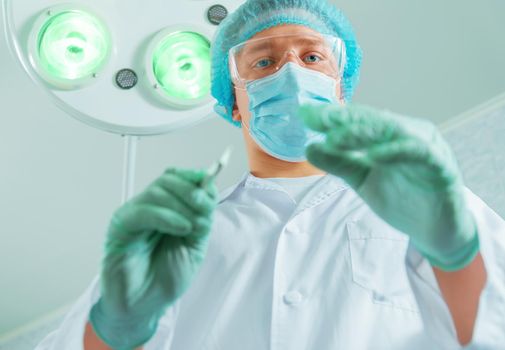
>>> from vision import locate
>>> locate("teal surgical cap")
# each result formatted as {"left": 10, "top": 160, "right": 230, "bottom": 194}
{"left": 211, "top": 0, "right": 363, "bottom": 128}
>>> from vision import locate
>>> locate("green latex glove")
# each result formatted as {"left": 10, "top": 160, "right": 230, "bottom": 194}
{"left": 89, "top": 168, "right": 218, "bottom": 350}
{"left": 300, "top": 104, "right": 479, "bottom": 271}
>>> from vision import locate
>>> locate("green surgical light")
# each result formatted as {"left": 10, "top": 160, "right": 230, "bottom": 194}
{"left": 152, "top": 31, "right": 211, "bottom": 105}
{"left": 35, "top": 10, "right": 111, "bottom": 87}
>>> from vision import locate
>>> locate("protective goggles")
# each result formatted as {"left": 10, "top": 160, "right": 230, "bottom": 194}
{"left": 229, "top": 33, "right": 346, "bottom": 87}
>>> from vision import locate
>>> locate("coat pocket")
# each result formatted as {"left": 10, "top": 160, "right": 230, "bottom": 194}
{"left": 347, "top": 220, "right": 419, "bottom": 313}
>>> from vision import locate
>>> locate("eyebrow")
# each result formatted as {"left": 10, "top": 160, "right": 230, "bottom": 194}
{"left": 238, "top": 37, "right": 326, "bottom": 57}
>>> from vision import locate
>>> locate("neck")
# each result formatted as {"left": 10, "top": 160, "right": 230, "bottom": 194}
{"left": 246, "top": 140, "right": 325, "bottom": 179}
{"left": 251, "top": 161, "right": 325, "bottom": 178}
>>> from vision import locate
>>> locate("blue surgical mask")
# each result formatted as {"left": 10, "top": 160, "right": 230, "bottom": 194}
{"left": 243, "top": 62, "right": 339, "bottom": 162}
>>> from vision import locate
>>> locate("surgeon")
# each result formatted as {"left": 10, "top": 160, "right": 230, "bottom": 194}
{"left": 36, "top": 0, "right": 505, "bottom": 349}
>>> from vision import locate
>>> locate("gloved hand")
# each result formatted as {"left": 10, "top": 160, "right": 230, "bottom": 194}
{"left": 299, "top": 104, "right": 479, "bottom": 271}
{"left": 89, "top": 168, "right": 218, "bottom": 350}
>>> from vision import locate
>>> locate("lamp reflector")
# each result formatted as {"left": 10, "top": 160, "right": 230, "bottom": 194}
{"left": 152, "top": 31, "right": 211, "bottom": 104}
{"left": 36, "top": 10, "right": 111, "bottom": 83}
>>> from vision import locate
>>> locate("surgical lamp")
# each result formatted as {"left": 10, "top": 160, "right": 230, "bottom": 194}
{"left": 2, "top": 0, "right": 236, "bottom": 202}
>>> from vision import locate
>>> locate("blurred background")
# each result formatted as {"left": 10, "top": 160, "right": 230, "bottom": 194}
{"left": 1, "top": 0, "right": 505, "bottom": 348}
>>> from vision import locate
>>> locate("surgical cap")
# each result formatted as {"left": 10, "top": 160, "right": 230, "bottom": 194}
{"left": 211, "top": 0, "right": 363, "bottom": 128}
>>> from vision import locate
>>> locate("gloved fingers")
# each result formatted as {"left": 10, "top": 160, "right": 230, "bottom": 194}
{"left": 368, "top": 138, "right": 436, "bottom": 165}
{"left": 164, "top": 167, "right": 206, "bottom": 182}
{"left": 300, "top": 103, "right": 402, "bottom": 136}
{"left": 299, "top": 104, "right": 344, "bottom": 132}
{"left": 185, "top": 216, "right": 213, "bottom": 242}
{"left": 165, "top": 168, "right": 219, "bottom": 200}
{"left": 137, "top": 185, "right": 211, "bottom": 218}
{"left": 369, "top": 139, "right": 458, "bottom": 186}
{"left": 113, "top": 203, "right": 193, "bottom": 237}
{"left": 155, "top": 173, "right": 217, "bottom": 214}
{"left": 164, "top": 167, "right": 219, "bottom": 201}
{"left": 200, "top": 179, "right": 219, "bottom": 201}
{"left": 306, "top": 143, "right": 370, "bottom": 189}
{"left": 133, "top": 186, "right": 215, "bottom": 241}
{"left": 325, "top": 119, "right": 402, "bottom": 151}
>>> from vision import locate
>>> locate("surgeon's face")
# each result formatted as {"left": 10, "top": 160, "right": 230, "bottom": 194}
{"left": 231, "top": 24, "right": 343, "bottom": 159}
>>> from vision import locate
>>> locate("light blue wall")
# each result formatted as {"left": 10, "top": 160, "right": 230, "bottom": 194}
{"left": 340, "top": 0, "right": 505, "bottom": 120}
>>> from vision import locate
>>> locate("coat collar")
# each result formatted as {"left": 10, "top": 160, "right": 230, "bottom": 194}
{"left": 219, "top": 172, "right": 350, "bottom": 216}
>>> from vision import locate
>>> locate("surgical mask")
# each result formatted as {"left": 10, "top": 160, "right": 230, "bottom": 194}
{"left": 242, "top": 62, "right": 339, "bottom": 162}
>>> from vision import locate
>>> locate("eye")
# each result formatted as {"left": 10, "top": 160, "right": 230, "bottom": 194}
{"left": 253, "top": 58, "right": 274, "bottom": 69}
{"left": 303, "top": 54, "right": 323, "bottom": 64}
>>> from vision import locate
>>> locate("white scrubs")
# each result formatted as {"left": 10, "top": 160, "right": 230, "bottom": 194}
{"left": 36, "top": 173, "right": 505, "bottom": 349}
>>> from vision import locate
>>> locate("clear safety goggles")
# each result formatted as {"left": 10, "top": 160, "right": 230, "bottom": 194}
{"left": 229, "top": 33, "right": 346, "bottom": 87}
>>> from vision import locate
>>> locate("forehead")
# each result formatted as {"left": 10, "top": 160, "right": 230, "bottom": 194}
{"left": 249, "top": 24, "right": 322, "bottom": 40}
{"left": 236, "top": 25, "right": 327, "bottom": 57}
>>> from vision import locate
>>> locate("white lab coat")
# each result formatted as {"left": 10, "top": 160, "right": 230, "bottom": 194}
{"left": 36, "top": 172, "right": 505, "bottom": 350}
